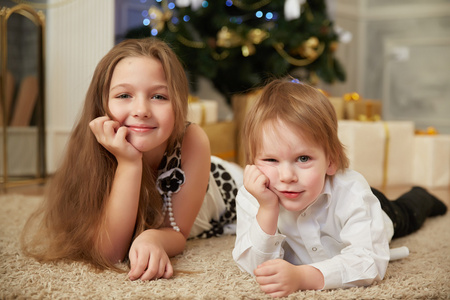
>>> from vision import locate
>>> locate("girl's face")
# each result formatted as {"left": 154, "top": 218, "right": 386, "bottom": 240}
{"left": 108, "top": 56, "right": 175, "bottom": 154}
{"left": 255, "top": 120, "right": 336, "bottom": 212}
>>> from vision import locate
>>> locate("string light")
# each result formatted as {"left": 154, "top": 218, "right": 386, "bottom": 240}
{"left": 144, "top": 0, "right": 330, "bottom": 71}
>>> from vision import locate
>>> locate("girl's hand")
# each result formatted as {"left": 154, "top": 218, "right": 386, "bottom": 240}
{"left": 128, "top": 230, "right": 173, "bottom": 281}
{"left": 244, "top": 165, "right": 278, "bottom": 209}
{"left": 89, "top": 116, "right": 142, "bottom": 162}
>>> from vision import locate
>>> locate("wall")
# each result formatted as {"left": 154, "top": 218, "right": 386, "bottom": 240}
{"left": 45, "top": 0, "right": 114, "bottom": 172}
{"left": 324, "top": 0, "right": 450, "bottom": 133}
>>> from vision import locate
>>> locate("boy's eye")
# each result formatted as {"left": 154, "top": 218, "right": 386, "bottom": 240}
{"left": 263, "top": 158, "right": 277, "bottom": 163}
{"left": 297, "top": 156, "right": 310, "bottom": 163}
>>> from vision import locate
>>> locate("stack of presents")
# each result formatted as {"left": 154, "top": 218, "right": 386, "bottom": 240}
{"left": 188, "top": 91, "right": 450, "bottom": 189}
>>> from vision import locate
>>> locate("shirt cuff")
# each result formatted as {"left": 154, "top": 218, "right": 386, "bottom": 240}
{"left": 249, "top": 218, "right": 285, "bottom": 254}
{"left": 309, "top": 260, "right": 342, "bottom": 290}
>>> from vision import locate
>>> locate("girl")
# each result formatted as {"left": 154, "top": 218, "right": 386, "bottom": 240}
{"left": 21, "top": 38, "right": 242, "bottom": 281}
{"left": 232, "top": 78, "right": 447, "bottom": 297}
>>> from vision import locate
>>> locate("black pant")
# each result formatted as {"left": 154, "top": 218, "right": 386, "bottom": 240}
{"left": 371, "top": 187, "right": 443, "bottom": 239}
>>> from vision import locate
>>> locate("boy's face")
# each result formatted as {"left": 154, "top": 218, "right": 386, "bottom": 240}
{"left": 254, "top": 120, "right": 336, "bottom": 212}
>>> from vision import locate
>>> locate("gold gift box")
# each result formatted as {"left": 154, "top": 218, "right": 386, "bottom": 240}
{"left": 345, "top": 99, "right": 382, "bottom": 120}
{"left": 202, "top": 121, "right": 237, "bottom": 163}
{"left": 232, "top": 89, "right": 262, "bottom": 167}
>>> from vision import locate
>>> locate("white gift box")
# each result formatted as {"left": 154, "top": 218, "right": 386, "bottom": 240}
{"left": 412, "top": 135, "right": 450, "bottom": 188}
{"left": 187, "top": 99, "right": 218, "bottom": 125}
{"left": 338, "top": 120, "right": 415, "bottom": 187}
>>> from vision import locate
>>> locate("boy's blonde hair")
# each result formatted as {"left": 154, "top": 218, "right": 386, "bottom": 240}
{"left": 242, "top": 79, "right": 349, "bottom": 171}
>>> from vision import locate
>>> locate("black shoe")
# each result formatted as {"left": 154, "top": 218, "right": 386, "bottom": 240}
{"left": 412, "top": 186, "right": 447, "bottom": 217}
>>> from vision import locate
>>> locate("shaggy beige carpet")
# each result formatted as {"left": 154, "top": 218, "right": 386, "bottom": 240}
{"left": 1, "top": 194, "right": 449, "bottom": 299}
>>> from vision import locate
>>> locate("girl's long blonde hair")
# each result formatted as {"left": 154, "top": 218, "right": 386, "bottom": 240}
{"left": 21, "top": 38, "right": 189, "bottom": 271}
{"left": 243, "top": 79, "right": 349, "bottom": 171}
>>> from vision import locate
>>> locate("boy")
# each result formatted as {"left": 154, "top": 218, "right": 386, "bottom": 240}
{"left": 232, "top": 79, "right": 447, "bottom": 297}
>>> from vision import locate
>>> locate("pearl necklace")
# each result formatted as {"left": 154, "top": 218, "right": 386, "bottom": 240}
{"left": 163, "top": 195, "right": 180, "bottom": 232}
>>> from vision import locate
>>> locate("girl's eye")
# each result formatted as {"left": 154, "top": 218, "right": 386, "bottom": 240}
{"left": 117, "top": 94, "right": 131, "bottom": 99}
{"left": 152, "top": 94, "right": 168, "bottom": 100}
{"left": 297, "top": 156, "right": 310, "bottom": 163}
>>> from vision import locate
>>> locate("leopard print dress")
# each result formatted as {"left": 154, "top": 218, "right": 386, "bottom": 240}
{"left": 156, "top": 125, "right": 241, "bottom": 239}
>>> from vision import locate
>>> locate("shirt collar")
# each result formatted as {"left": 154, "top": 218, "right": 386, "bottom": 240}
{"left": 295, "top": 177, "right": 333, "bottom": 214}
{"left": 319, "top": 175, "right": 333, "bottom": 209}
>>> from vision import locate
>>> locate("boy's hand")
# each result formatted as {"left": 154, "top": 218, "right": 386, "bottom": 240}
{"left": 254, "top": 259, "right": 302, "bottom": 298}
{"left": 244, "top": 165, "right": 279, "bottom": 235}
{"left": 89, "top": 116, "right": 142, "bottom": 162}
{"left": 244, "top": 165, "right": 279, "bottom": 209}
{"left": 254, "top": 259, "right": 325, "bottom": 297}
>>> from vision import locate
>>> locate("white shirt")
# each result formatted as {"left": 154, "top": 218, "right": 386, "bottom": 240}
{"left": 232, "top": 169, "right": 394, "bottom": 290}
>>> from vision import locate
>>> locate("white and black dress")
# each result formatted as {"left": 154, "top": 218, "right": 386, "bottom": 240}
{"left": 156, "top": 124, "right": 243, "bottom": 238}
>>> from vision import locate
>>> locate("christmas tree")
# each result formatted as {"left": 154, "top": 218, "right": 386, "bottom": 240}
{"left": 126, "top": 0, "right": 345, "bottom": 103}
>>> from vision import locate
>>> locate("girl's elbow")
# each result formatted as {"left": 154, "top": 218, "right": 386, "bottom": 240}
{"left": 96, "top": 239, "right": 128, "bottom": 265}
{"left": 104, "top": 248, "right": 127, "bottom": 265}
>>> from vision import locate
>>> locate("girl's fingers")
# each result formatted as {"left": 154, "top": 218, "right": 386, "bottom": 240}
{"left": 140, "top": 256, "right": 168, "bottom": 281}
{"left": 103, "top": 119, "right": 120, "bottom": 136}
{"left": 163, "top": 260, "right": 173, "bottom": 279}
{"left": 115, "top": 126, "right": 128, "bottom": 142}
{"left": 128, "top": 251, "right": 149, "bottom": 281}
{"left": 89, "top": 116, "right": 109, "bottom": 132}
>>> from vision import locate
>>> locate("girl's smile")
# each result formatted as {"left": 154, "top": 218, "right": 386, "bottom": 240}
{"left": 125, "top": 124, "right": 157, "bottom": 133}
{"left": 108, "top": 56, "right": 175, "bottom": 154}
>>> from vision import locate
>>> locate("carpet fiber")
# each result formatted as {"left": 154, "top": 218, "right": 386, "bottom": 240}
{"left": 1, "top": 194, "right": 449, "bottom": 299}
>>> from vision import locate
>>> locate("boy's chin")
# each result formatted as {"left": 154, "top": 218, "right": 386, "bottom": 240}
{"left": 279, "top": 199, "right": 311, "bottom": 212}
{"left": 280, "top": 203, "right": 307, "bottom": 212}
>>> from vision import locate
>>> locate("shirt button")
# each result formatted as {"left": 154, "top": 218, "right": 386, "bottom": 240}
{"left": 275, "top": 241, "right": 280, "bottom": 246}
{"left": 301, "top": 212, "right": 306, "bottom": 217}
{"left": 312, "top": 247, "right": 317, "bottom": 251}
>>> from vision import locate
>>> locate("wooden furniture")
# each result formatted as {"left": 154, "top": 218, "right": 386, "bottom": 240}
{"left": 0, "top": 4, "right": 46, "bottom": 188}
